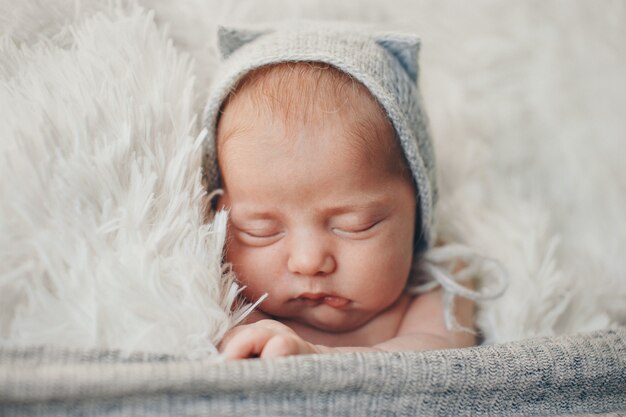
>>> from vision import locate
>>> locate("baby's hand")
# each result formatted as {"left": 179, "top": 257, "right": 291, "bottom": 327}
{"left": 219, "top": 319, "right": 321, "bottom": 359}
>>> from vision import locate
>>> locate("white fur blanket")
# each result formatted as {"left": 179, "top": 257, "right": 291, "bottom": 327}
{"left": 1, "top": 0, "right": 625, "bottom": 356}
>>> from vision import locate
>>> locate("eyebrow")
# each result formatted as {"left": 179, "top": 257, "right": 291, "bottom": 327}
{"left": 230, "top": 199, "right": 387, "bottom": 220}
{"left": 315, "top": 198, "right": 388, "bottom": 217}
{"left": 229, "top": 207, "right": 277, "bottom": 220}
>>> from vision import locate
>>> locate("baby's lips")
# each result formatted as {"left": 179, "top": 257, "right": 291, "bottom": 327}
{"left": 322, "top": 295, "right": 350, "bottom": 309}
{"left": 297, "top": 293, "right": 351, "bottom": 309}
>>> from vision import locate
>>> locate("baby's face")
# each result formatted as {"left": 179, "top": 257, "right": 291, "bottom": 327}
{"left": 216, "top": 72, "right": 416, "bottom": 333}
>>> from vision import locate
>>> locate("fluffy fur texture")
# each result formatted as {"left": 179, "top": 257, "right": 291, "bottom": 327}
{"left": 0, "top": 0, "right": 624, "bottom": 355}
{"left": 0, "top": 1, "right": 247, "bottom": 356}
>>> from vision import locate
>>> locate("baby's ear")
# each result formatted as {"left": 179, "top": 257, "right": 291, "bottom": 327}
{"left": 374, "top": 33, "right": 421, "bottom": 83}
{"left": 217, "top": 25, "right": 270, "bottom": 60}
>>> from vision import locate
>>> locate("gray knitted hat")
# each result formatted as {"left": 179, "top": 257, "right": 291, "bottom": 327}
{"left": 203, "top": 22, "right": 438, "bottom": 252}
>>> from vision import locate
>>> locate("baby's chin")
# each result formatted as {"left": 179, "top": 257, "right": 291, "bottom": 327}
{"left": 273, "top": 307, "right": 377, "bottom": 334}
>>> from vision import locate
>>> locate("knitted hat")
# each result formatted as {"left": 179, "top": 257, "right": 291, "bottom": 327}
{"left": 203, "top": 22, "right": 438, "bottom": 252}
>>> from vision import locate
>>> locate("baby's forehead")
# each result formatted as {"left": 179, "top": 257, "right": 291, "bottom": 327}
{"left": 218, "top": 62, "right": 406, "bottom": 173}
{"left": 225, "top": 63, "right": 378, "bottom": 125}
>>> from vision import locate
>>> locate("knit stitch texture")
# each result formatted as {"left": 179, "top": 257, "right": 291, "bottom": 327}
{"left": 2, "top": 328, "right": 624, "bottom": 416}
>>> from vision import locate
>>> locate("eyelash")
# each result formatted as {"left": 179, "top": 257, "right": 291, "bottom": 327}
{"left": 242, "top": 230, "right": 281, "bottom": 239}
{"left": 234, "top": 219, "right": 383, "bottom": 244}
{"left": 332, "top": 220, "right": 381, "bottom": 235}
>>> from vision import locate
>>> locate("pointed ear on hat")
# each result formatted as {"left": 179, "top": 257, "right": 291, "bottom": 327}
{"left": 217, "top": 25, "right": 270, "bottom": 60}
{"left": 374, "top": 33, "right": 421, "bottom": 82}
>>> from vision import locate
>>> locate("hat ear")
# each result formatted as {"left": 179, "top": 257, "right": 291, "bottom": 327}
{"left": 217, "top": 25, "right": 269, "bottom": 60}
{"left": 374, "top": 33, "right": 421, "bottom": 83}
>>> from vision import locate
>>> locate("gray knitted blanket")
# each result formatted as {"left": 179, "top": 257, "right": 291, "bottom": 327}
{"left": 1, "top": 328, "right": 625, "bottom": 416}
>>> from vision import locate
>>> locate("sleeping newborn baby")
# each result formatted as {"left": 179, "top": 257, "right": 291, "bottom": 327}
{"left": 202, "top": 24, "right": 483, "bottom": 359}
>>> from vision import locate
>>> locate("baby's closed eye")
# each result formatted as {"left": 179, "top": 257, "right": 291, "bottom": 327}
{"left": 231, "top": 221, "right": 284, "bottom": 245}
{"left": 330, "top": 217, "right": 385, "bottom": 237}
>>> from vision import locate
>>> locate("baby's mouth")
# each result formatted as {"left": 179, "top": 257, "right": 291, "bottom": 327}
{"left": 296, "top": 293, "right": 350, "bottom": 309}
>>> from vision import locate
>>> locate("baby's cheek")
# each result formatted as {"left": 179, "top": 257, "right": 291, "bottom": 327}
{"left": 227, "top": 242, "right": 276, "bottom": 285}
{"left": 225, "top": 240, "right": 253, "bottom": 275}
{"left": 343, "top": 244, "right": 388, "bottom": 278}
{"left": 375, "top": 230, "right": 413, "bottom": 268}
{"left": 355, "top": 236, "right": 411, "bottom": 299}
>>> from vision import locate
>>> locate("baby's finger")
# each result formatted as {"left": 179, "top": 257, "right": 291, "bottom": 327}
{"left": 221, "top": 327, "right": 274, "bottom": 360}
{"left": 218, "top": 319, "right": 289, "bottom": 351}
{"left": 260, "top": 334, "right": 302, "bottom": 359}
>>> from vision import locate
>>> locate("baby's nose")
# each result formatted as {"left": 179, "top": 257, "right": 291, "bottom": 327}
{"left": 286, "top": 233, "right": 336, "bottom": 277}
